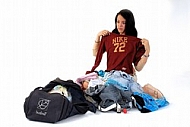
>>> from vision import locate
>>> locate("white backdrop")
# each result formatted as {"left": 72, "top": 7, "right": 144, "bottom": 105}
{"left": 0, "top": 0, "right": 190, "bottom": 127}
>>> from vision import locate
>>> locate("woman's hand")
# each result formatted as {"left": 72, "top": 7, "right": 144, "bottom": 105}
{"left": 94, "top": 30, "right": 110, "bottom": 56}
{"left": 135, "top": 38, "right": 150, "bottom": 71}
{"left": 95, "top": 30, "right": 110, "bottom": 43}
{"left": 97, "top": 30, "right": 110, "bottom": 37}
{"left": 141, "top": 38, "right": 150, "bottom": 53}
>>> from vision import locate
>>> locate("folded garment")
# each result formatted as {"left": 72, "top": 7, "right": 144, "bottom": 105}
{"left": 75, "top": 72, "right": 98, "bottom": 86}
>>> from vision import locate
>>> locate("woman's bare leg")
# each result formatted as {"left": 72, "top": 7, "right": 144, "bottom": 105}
{"left": 142, "top": 83, "right": 164, "bottom": 99}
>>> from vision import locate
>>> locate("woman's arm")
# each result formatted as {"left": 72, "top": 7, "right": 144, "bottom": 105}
{"left": 92, "top": 30, "right": 110, "bottom": 56}
{"left": 135, "top": 38, "right": 150, "bottom": 71}
{"left": 92, "top": 36, "right": 101, "bottom": 56}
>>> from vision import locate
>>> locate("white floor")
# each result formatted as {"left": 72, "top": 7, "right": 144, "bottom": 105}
{"left": 0, "top": 0, "right": 190, "bottom": 127}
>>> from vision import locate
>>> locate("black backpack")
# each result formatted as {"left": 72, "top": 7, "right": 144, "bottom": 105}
{"left": 24, "top": 78, "right": 96, "bottom": 123}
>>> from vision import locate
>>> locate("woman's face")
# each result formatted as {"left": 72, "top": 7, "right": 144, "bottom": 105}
{"left": 116, "top": 14, "right": 126, "bottom": 35}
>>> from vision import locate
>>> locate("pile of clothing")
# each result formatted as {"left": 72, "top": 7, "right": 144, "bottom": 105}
{"left": 75, "top": 70, "right": 169, "bottom": 113}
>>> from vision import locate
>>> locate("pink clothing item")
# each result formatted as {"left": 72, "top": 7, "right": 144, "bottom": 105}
{"left": 76, "top": 72, "right": 98, "bottom": 86}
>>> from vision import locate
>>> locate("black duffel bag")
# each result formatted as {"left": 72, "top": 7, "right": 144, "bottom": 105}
{"left": 24, "top": 78, "right": 96, "bottom": 123}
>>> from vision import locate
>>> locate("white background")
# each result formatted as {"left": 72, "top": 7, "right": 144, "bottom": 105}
{"left": 0, "top": 0, "right": 190, "bottom": 127}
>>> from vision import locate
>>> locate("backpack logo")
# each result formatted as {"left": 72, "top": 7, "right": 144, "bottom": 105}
{"left": 36, "top": 98, "right": 51, "bottom": 116}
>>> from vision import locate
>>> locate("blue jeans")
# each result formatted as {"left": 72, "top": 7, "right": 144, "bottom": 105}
{"left": 103, "top": 70, "right": 143, "bottom": 93}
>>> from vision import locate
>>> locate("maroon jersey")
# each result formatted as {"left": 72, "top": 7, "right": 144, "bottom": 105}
{"left": 91, "top": 33, "right": 145, "bottom": 74}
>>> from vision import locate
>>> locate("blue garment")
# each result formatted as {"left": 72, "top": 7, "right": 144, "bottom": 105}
{"left": 99, "top": 85, "right": 132, "bottom": 110}
{"left": 133, "top": 92, "right": 169, "bottom": 113}
{"left": 103, "top": 70, "right": 143, "bottom": 93}
{"left": 98, "top": 70, "right": 105, "bottom": 77}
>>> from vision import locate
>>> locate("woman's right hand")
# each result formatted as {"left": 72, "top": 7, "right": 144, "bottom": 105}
{"left": 97, "top": 30, "right": 110, "bottom": 37}
{"left": 94, "top": 30, "right": 110, "bottom": 56}
{"left": 95, "top": 30, "right": 110, "bottom": 43}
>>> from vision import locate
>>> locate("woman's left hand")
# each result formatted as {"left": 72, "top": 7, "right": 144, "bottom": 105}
{"left": 141, "top": 38, "right": 150, "bottom": 53}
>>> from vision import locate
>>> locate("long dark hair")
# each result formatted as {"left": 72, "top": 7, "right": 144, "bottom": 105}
{"left": 112, "top": 9, "right": 138, "bottom": 37}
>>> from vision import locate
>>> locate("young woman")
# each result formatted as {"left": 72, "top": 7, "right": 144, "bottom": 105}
{"left": 91, "top": 9, "right": 163, "bottom": 99}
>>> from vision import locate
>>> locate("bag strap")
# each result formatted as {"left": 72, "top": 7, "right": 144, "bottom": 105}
{"left": 44, "top": 78, "right": 80, "bottom": 90}
{"left": 34, "top": 87, "right": 43, "bottom": 90}
{"left": 53, "top": 78, "right": 81, "bottom": 89}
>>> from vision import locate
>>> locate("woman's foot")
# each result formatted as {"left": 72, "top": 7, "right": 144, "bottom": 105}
{"left": 143, "top": 84, "right": 164, "bottom": 99}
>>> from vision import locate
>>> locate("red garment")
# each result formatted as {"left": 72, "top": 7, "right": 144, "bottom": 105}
{"left": 91, "top": 33, "right": 145, "bottom": 74}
